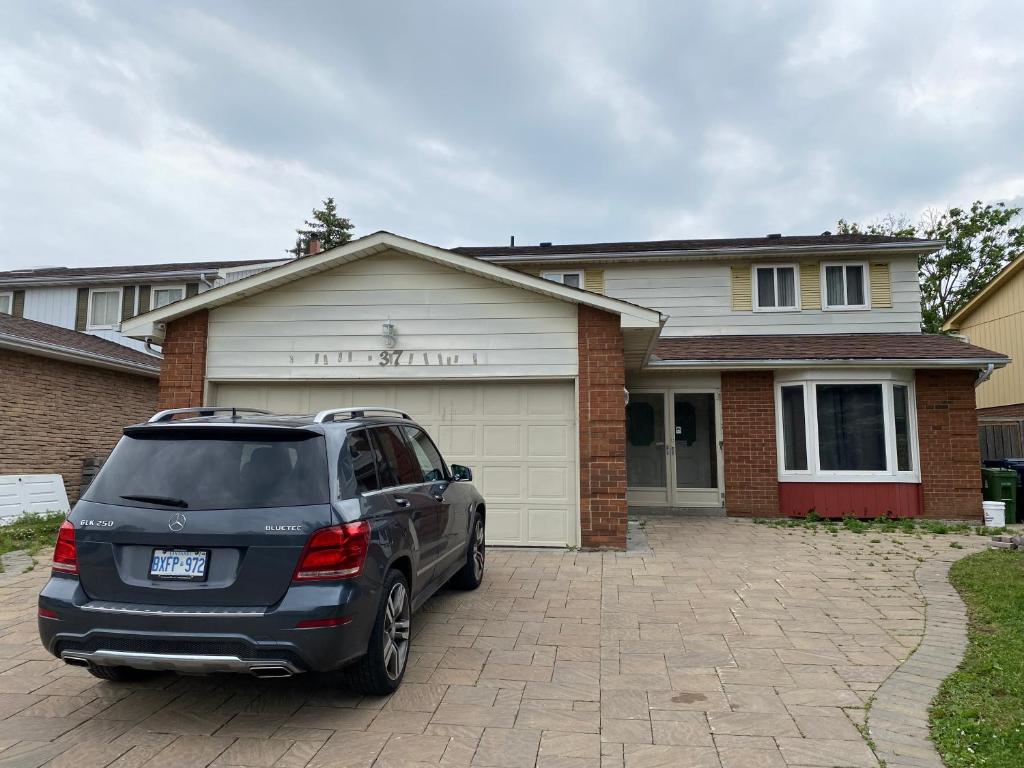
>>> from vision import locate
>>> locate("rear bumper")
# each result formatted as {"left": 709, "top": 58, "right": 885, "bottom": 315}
{"left": 38, "top": 574, "right": 377, "bottom": 674}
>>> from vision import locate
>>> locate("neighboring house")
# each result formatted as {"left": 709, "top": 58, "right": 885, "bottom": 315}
{"left": 0, "top": 258, "right": 284, "bottom": 353}
{"left": 0, "top": 314, "right": 160, "bottom": 502}
{"left": 120, "top": 231, "right": 1007, "bottom": 549}
{"left": 942, "top": 257, "right": 1023, "bottom": 457}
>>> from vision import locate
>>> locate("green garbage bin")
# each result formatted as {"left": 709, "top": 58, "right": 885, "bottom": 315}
{"left": 982, "top": 467, "right": 1018, "bottom": 524}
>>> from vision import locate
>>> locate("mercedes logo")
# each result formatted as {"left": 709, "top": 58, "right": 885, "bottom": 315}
{"left": 168, "top": 513, "right": 187, "bottom": 533}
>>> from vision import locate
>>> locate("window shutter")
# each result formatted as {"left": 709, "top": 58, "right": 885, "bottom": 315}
{"left": 121, "top": 286, "right": 135, "bottom": 321}
{"left": 75, "top": 288, "right": 89, "bottom": 331}
{"left": 185, "top": 282, "right": 200, "bottom": 297}
{"left": 584, "top": 269, "right": 605, "bottom": 294}
{"left": 800, "top": 263, "right": 821, "bottom": 309}
{"left": 12, "top": 290, "right": 25, "bottom": 318}
{"left": 138, "top": 285, "right": 151, "bottom": 314}
{"left": 730, "top": 266, "right": 752, "bottom": 311}
{"left": 870, "top": 263, "right": 892, "bottom": 307}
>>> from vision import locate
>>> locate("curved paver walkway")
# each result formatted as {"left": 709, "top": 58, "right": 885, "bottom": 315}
{"left": 867, "top": 550, "right": 975, "bottom": 768}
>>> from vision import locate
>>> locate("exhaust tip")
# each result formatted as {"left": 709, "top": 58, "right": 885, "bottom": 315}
{"left": 249, "top": 665, "right": 293, "bottom": 678}
{"left": 63, "top": 656, "right": 90, "bottom": 668}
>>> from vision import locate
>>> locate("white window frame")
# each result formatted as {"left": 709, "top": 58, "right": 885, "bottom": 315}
{"left": 150, "top": 284, "right": 187, "bottom": 310}
{"left": 541, "top": 270, "right": 584, "bottom": 289}
{"left": 752, "top": 264, "right": 801, "bottom": 312}
{"left": 86, "top": 287, "right": 123, "bottom": 330}
{"left": 0, "top": 291, "right": 12, "bottom": 315}
{"left": 821, "top": 261, "right": 870, "bottom": 311}
{"left": 774, "top": 369, "right": 919, "bottom": 483}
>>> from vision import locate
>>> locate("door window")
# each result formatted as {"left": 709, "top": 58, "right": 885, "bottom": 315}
{"left": 401, "top": 426, "right": 448, "bottom": 482}
{"left": 371, "top": 426, "right": 423, "bottom": 487}
{"left": 673, "top": 393, "right": 717, "bottom": 489}
{"left": 626, "top": 393, "right": 666, "bottom": 488}
{"left": 339, "top": 429, "right": 381, "bottom": 496}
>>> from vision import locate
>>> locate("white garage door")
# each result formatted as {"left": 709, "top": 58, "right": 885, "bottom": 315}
{"left": 212, "top": 381, "right": 577, "bottom": 546}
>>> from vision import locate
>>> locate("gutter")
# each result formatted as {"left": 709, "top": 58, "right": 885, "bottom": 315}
{"left": 0, "top": 269, "right": 230, "bottom": 287}
{"left": 975, "top": 362, "right": 996, "bottom": 387}
{"left": 0, "top": 334, "right": 161, "bottom": 377}
{"left": 645, "top": 356, "right": 1009, "bottom": 371}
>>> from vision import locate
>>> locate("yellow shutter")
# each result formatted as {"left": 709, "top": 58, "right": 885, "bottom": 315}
{"left": 584, "top": 269, "right": 604, "bottom": 294}
{"left": 800, "top": 262, "right": 821, "bottom": 309}
{"left": 870, "top": 263, "right": 892, "bottom": 307}
{"left": 731, "top": 265, "right": 752, "bottom": 311}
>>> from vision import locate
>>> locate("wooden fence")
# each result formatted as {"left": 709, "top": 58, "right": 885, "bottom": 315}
{"left": 979, "top": 419, "right": 1024, "bottom": 461}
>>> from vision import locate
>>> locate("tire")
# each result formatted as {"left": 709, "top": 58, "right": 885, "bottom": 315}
{"left": 451, "top": 513, "right": 485, "bottom": 590}
{"left": 344, "top": 569, "right": 411, "bottom": 696}
{"left": 87, "top": 665, "right": 155, "bottom": 682}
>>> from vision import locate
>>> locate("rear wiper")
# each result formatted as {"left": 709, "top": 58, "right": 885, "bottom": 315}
{"left": 120, "top": 494, "right": 189, "bottom": 508}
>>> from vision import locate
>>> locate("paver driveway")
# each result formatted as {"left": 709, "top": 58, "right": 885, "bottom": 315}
{"left": 0, "top": 517, "right": 984, "bottom": 768}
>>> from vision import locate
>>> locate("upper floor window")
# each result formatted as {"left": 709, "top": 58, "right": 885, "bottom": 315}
{"left": 541, "top": 270, "right": 583, "bottom": 289}
{"left": 753, "top": 265, "right": 798, "bottom": 311}
{"left": 152, "top": 285, "right": 185, "bottom": 309}
{"left": 822, "top": 263, "right": 869, "bottom": 310}
{"left": 0, "top": 292, "right": 12, "bottom": 315}
{"left": 87, "top": 287, "right": 122, "bottom": 330}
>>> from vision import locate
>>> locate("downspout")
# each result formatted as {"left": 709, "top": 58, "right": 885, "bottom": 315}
{"left": 975, "top": 363, "right": 995, "bottom": 387}
{"left": 145, "top": 338, "right": 164, "bottom": 358}
{"left": 199, "top": 271, "right": 215, "bottom": 290}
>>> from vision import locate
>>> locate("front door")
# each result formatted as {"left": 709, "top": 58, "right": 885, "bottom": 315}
{"left": 626, "top": 390, "right": 723, "bottom": 508}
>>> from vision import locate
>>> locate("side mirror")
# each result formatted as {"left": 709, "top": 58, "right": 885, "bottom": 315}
{"left": 451, "top": 464, "right": 473, "bottom": 482}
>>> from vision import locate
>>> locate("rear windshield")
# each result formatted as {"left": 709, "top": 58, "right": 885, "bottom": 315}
{"left": 85, "top": 432, "right": 329, "bottom": 510}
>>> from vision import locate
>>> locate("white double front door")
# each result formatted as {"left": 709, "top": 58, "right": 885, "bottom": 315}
{"left": 626, "top": 389, "right": 724, "bottom": 508}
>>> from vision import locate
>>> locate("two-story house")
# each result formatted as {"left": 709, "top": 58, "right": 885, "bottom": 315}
{"left": 0, "top": 258, "right": 283, "bottom": 352}
{"left": 118, "top": 231, "right": 1006, "bottom": 549}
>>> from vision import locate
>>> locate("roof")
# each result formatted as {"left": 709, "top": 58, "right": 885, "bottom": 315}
{"left": 943, "top": 256, "right": 1024, "bottom": 329}
{"left": 0, "top": 314, "right": 160, "bottom": 376}
{"left": 0, "top": 258, "right": 280, "bottom": 286}
{"left": 454, "top": 234, "right": 943, "bottom": 263}
{"left": 651, "top": 333, "right": 1009, "bottom": 369}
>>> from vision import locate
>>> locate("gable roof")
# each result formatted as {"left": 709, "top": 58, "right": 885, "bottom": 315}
{"left": 651, "top": 333, "right": 1008, "bottom": 369}
{"left": 943, "top": 256, "right": 1024, "bottom": 329}
{"left": 454, "top": 234, "right": 943, "bottom": 264}
{"left": 0, "top": 259, "right": 280, "bottom": 286}
{"left": 121, "top": 232, "right": 665, "bottom": 346}
{"left": 0, "top": 314, "right": 160, "bottom": 376}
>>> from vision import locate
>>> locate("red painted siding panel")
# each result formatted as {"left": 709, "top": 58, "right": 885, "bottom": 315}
{"left": 778, "top": 482, "right": 922, "bottom": 518}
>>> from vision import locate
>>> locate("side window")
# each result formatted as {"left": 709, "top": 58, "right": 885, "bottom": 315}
{"left": 372, "top": 426, "right": 423, "bottom": 487}
{"left": 401, "top": 426, "right": 448, "bottom": 483}
{"left": 339, "top": 430, "right": 380, "bottom": 497}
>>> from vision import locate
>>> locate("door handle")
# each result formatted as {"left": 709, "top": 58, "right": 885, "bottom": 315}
{"left": 393, "top": 496, "right": 411, "bottom": 508}
{"left": 432, "top": 493, "right": 445, "bottom": 502}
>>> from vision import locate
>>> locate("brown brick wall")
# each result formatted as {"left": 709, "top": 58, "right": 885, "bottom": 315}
{"left": 721, "top": 371, "right": 779, "bottom": 516}
{"left": 0, "top": 348, "right": 158, "bottom": 502}
{"left": 578, "top": 305, "right": 627, "bottom": 549}
{"left": 917, "top": 370, "right": 983, "bottom": 520}
{"left": 158, "top": 311, "right": 209, "bottom": 409}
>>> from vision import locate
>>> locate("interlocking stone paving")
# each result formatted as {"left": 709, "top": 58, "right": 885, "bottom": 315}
{"left": 0, "top": 517, "right": 985, "bottom": 767}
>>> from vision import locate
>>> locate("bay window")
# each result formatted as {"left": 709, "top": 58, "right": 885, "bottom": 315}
{"left": 754, "top": 265, "right": 798, "bottom": 310}
{"left": 776, "top": 374, "right": 917, "bottom": 480}
{"left": 822, "top": 263, "right": 868, "bottom": 310}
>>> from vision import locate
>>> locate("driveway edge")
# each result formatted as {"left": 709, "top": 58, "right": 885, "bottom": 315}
{"left": 866, "top": 547, "right": 975, "bottom": 768}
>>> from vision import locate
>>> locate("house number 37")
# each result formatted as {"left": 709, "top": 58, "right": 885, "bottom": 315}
{"left": 378, "top": 350, "right": 404, "bottom": 366}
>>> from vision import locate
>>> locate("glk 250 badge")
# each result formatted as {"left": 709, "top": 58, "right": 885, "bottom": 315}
{"left": 79, "top": 520, "right": 114, "bottom": 527}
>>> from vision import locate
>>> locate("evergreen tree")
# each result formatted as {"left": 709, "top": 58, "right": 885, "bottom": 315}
{"left": 290, "top": 197, "right": 354, "bottom": 256}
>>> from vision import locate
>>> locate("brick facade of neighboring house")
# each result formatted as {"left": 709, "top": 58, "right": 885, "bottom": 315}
{"left": 0, "top": 348, "right": 157, "bottom": 502}
{"left": 721, "top": 371, "right": 779, "bottom": 517}
{"left": 577, "top": 306, "right": 628, "bottom": 549}
{"left": 157, "top": 311, "right": 208, "bottom": 409}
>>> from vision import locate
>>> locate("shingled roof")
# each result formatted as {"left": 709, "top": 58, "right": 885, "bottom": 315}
{"left": 652, "top": 333, "right": 1008, "bottom": 366}
{"left": 0, "top": 314, "right": 160, "bottom": 375}
{"left": 0, "top": 259, "right": 279, "bottom": 284}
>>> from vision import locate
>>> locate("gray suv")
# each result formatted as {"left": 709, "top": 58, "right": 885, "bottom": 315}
{"left": 38, "top": 406, "right": 486, "bottom": 695}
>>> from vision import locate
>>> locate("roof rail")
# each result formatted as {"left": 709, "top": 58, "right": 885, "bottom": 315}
{"left": 313, "top": 406, "right": 410, "bottom": 424}
{"left": 148, "top": 407, "right": 272, "bottom": 423}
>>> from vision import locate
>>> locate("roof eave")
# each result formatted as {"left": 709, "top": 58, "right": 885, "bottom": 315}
{"left": 943, "top": 257, "right": 1024, "bottom": 329}
{"left": 0, "top": 334, "right": 160, "bottom": 377}
{"left": 0, "top": 268, "right": 224, "bottom": 287}
{"left": 645, "top": 356, "right": 1009, "bottom": 371}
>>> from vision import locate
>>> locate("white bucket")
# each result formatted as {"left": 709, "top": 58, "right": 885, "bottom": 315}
{"left": 983, "top": 500, "right": 1006, "bottom": 528}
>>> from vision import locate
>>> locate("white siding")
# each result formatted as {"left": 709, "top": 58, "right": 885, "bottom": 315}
{"left": 602, "top": 256, "right": 922, "bottom": 336}
{"left": 206, "top": 251, "right": 579, "bottom": 380}
{"left": 22, "top": 286, "right": 77, "bottom": 328}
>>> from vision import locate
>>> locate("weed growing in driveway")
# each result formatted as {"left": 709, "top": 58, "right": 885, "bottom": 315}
{"left": 0, "top": 513, "right": 65, "bottom": 560}
{"left": 753, "top": 515, "right": 992, "bottom": 536}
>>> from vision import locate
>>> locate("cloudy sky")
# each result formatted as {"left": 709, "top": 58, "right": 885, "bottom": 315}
{"left": 1, "top": 1, "right": 1022, "bottom": 269}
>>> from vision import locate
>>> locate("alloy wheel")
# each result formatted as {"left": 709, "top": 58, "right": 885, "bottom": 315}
{"left": 473, "top": 519, "right": 485, "bottom": 580}
{"left": 382, "top": 581, "right": 410, "bottom": 680}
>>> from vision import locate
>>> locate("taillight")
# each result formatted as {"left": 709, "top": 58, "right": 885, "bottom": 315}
{"left": 38, "top": 607, "right": 58, "bottom": 619}
{"left": 52, "top": 520, "right": 78, "bottom": 575}
{"left": 293, "top": 522, "right": 370, "bottom": 581}
{"left": 295, "top": 616, "right": 352, "bottom": 629}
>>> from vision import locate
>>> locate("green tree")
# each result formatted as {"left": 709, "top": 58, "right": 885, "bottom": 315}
{"left": 838, "top": 201, "right": 1024, "bottom": 333}
{"left": 290, "top": 197, "right": 354, "bottom": 256}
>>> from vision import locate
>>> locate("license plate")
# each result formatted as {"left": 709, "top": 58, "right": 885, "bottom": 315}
{"left": 150, "top": 549, "right": 209, "bottom": 581}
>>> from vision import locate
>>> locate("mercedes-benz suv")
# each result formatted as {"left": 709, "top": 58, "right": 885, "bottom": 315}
{"left": 38, "top": 406, "right": 486, "bottom": 695}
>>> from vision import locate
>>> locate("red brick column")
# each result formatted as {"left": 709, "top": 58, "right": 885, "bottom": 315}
{"left": 916, "top": 370, "right": 983, "bottom": 520}
{"left": 721, "top": 371, "right": 779, "bottom": 516}
{"left": 578, "top": 306, "right": 627, "bottom": 549}
{"left": 158, "top": 311, "right": 209, "bottom": 409}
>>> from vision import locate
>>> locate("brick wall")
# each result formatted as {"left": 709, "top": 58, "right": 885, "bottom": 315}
{"left": 721, "top": 371, "right": 779, "bottom": 516}
{"left": 158, "top": 311, "right": 208, "bottom": 409}
{"left": 0, "top": 348, "right": 158, "bottom": 502}
{"left": 578, "top": 305, "right": 627, "bottom": 549}
{"left": 917, "top": 370, "right": 983, "bottom": 520}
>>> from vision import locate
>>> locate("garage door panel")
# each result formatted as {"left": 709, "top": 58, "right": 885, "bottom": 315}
{"left": 212, "top": 381, "right": 576, "bottom": 546}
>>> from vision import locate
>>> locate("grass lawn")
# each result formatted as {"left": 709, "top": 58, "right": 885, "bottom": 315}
{"left": 931, "top": 549, "right": 1024, "bottom": 767}
{"left": 0, "top": 513, "right": 66, "bottom": 567}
